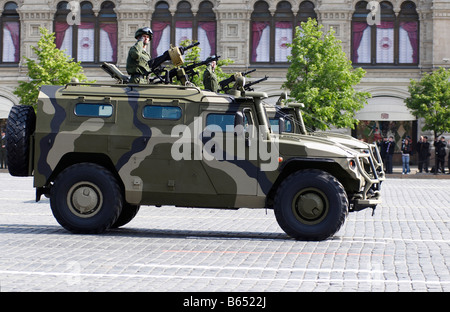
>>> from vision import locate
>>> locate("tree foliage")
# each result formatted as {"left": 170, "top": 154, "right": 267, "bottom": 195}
{"left": 14, "top": 27, "right": 92, "bottom": 108}
{"left": 283, "top": 18, "right": 370, "bottom": 130}
{"left": 405, "top": 67, "right": 450, "bottom": 139}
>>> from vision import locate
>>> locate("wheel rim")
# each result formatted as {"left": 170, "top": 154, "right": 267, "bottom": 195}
{"left": 291, "top": 187, "right": 329, "bottom": 225}
{"left": 67, "top": 182, "right": 103, "bottom": 218}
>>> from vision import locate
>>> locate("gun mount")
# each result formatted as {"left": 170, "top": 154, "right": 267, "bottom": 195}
{"left": 219, "top": 69, "right": 256, "bottom": 92}
{"left": 101, "top": 62, "right": 130, "bottom": 84}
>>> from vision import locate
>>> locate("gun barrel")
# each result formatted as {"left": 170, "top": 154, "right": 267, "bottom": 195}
{"left": 242, "top": 69, "right": 256, "bottom": 76}
{"left": 165, "top": 55, "right": 221, "bottom": 84}
{"left": 244, "top": 75, "right": 268, "bottom": 90}
{"left": 180, "top": 41, "right": 200, "bottom": 54}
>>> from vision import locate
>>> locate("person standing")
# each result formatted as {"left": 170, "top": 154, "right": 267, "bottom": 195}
{"left": 126, "top": 27, "right": 153, "bottom": 84}
{"left": 448, "top": 138, "right": 450, "bottom": 174}
{"left": 203, "top": 60, "right": 219, "bottom": 92}
{"left": 0, "top": 131, "right": 6, "bottom": 169}
{"left": 416, "top": 136, "right": 430, "bottom": 173}
{"left": 401, "top": 138, "right": 412, "bottom": 174}
{"left": 383, "top": 136, "right": 395, "bottom": 174}
{"left": 378, "top": 137, "right": 387, "bottom": 170}
{"left": 434, "top": 136, "right": 447, "bottom": 173}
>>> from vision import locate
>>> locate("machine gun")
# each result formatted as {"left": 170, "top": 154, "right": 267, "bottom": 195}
{"left": 101, "top": 62, "right": 130, "bottom": 84}
{"left": 149, "top": 42, "right": 200, "bottom": 82}
{"left": 219, "top": 69, "right": 256, "bottom": 92}
{"left": 163, "top": 55, "right": 221, "bottom": 85}
{"left": 243, "top": 75, "right": 268, "bottom": 91}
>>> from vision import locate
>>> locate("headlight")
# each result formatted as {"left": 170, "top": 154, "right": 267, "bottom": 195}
{"left": 349, "top": 159, "right": 357, "bottom": 170}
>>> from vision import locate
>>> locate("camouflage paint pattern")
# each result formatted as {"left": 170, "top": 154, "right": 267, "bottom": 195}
{"left": 33, "top": 83, "right": 381, "bottom": 210}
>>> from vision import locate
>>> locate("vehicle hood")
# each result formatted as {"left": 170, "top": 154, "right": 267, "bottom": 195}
{"left": 310, "top": 132, "right": 368, "bottom": 150}
{"left": 276, "top": 133, "right": 358, "bottom": 158}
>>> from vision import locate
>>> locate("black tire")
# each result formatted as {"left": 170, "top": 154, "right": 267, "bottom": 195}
{"left": 110, "top": 203, "right": 140, "bottom": 228}
{"left": 274, "top": 169, "right": 348, "bottom": 241}
{"left": 6, "top": 105, "right": 36, "bottom": 176}
{"left": 50, "top": 163, "right": 123, "bottom": 234}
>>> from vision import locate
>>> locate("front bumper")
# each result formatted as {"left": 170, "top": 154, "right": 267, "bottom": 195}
{"left": 351, "top": 149, "right": 384, "bottom": 211}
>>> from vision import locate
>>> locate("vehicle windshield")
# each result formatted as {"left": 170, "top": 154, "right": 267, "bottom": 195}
{"left": 263, "top": 102, "right": 308, "bottom": 135}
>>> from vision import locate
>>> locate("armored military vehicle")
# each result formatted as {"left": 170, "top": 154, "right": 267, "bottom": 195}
{"left": 265, "top": 96, "right": 385, "bottom": 180}
{"left": 6, "top": 46, "right": 383, "bottom": 241}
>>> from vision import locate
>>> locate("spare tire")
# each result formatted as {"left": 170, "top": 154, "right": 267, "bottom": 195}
{"left": 6, "top": 105, "right": 36, "bottom": 176}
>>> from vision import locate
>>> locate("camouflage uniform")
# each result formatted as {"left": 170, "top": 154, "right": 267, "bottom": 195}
{"left": 126, "top": 40, "right": 151, "bottom": 84}
{"left": 203, "top": 64, "right": 219, "bottom": 92}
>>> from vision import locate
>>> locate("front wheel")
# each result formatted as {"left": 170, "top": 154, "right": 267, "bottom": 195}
{"left": 110, "top": 203, "right": 140, "bottom": 229}
{"left": 274, "top": 169, "right": 348, "bottom": 241}
{"left": 50, "top": 163, "right": 123, "bottom": 234}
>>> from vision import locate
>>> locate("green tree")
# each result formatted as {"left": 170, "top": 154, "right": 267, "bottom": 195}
{"left": 179, "top": 40, "right": 234, "bottom": 88}
{"left": 405, "top": 67, "right": 450, "bottom": 140}
{"left": 283, "top": 18, "right": 370, "bottom": 130}
{"left": 14, "top": 27, "right": 92, "bottom": 109}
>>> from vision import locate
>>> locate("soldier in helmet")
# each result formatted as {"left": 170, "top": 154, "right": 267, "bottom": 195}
{"left": 126, "top": 27, "right": 153, "bottom": 84}
{"left": 203, "top": 60, "right": 219, "bottom": 92}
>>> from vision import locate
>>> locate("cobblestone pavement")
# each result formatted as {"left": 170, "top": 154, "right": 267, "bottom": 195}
{"left": 0, "top": 172, "right": 449, "bottom": 292}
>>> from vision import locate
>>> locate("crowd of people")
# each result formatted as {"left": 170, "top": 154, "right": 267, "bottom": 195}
{"left": 377, "top": 135, "right": 449, "bottom": 174}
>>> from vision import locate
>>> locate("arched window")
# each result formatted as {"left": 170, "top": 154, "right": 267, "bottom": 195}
{"left": 399, "top": 1, "right": 419, "bottom": 64}
{"left": 197, "top": 1, "right": 216, "bottom": 60}
{"left": 151, "top": 1, "right": 171, "bottom": 57}
{"left": 296, "top": 1, "right": 317, "bottom": 25}
{"left": 54, "top": 1, "right": 118, "bottom": 63}
{"left": 99, "top": 1, "right": 118, "bottom": 63}
{"left": 77, "top": 1, "right": 96, "bottom": 63}
{"left": 175, "top": 1, "right": 193, "bottom": 48}
{"left": 274, "top": 1, "right": 294, "bottom": 63}
{"left": 250, "top": 1, "right": 271, "bottom": 63}
{"left": 251, "top": 1, "right": 316, "bottom": 64}
{"left": 351, "top": 1, "right": 419, "bottom": 66}
{"left": 1, "top": 2, "right": 20, "bottom": 64}
{"left": 151, "top": 0, "right": 216, "bottom": 59}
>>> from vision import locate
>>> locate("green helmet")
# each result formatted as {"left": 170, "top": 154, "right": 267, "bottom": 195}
{"left": 135, "top": 27, "right": 153, "bottom": 39}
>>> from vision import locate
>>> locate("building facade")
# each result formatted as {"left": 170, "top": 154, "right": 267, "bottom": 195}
{"left": 0, "top": 0, "right": 449, "bottom": 163}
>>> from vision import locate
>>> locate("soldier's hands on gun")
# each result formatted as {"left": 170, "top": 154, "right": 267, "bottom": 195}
{"left": 105, "top": 36, "right": 269, "bottom": 91}
{"left": 147, "top": 42, "right": 203, "bottom": 84}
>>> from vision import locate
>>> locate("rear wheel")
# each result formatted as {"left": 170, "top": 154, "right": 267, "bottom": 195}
{"left": 50, "top": 163, "right": 123, "bottom": 234}
{"left": 6, "top": 105, "right": 36, "bottom": 176}
{"left": 274, "top": 169, "right": 348, "bottom": 241}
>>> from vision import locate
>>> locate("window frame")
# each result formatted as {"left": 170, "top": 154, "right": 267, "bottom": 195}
{"left": 0, "top": 1, "right": 20, "bottom": 65}
{"left": 250, "top": 0, "right": 317, "bottom": 66}
{"left": 151, "top": 0, "right": 216, "bottom": 59}
{"left": 74, "top": 103, "right": 114, "bottom": 117}
{"left": 351, "top": 0, "right": 419, "bottom": 67}
{"left": 142, "top": 105, "right": 183, "bottom": 121}
{"left": 54, "top": 1, "right": 118, "bottom": 65}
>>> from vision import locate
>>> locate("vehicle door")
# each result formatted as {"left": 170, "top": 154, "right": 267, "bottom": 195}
{"left": 199, "top": 103, "right": 259, "bottom": 197}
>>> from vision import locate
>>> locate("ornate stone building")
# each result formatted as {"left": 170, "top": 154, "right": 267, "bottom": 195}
{"left": 0, "top": 0, "right": 449, "bottom": 162}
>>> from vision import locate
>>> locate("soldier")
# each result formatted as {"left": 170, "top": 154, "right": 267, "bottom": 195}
{"left": 203, "top": 60, "right": 219, "bottom": 92}
{"left": 126, "top": 27, "right": 153, "bottom": 84}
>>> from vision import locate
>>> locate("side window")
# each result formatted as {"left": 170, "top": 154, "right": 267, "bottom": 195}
{"left": 206, "top": 111, "right": 253, "bottom": 132}
{"left": 206, "top": 113, "right": 235, "bottom": 132}
{"left": 75, "top": 103, "right": 113, "bottom": 117}
{"left": 269, "top": 117, "right": 293, "bottom": 133}
{"left": 269, "top": 118, "right": 280, "bottom": 133}
{"left": 143, "top": 105, "right": 182, "bottom": 120}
